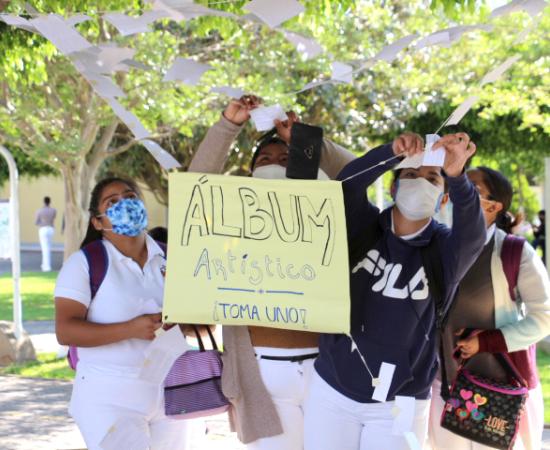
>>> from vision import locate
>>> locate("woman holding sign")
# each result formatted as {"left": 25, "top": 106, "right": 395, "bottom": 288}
{"left": 54, "top": 178, "right": 190, "bottom": 450}
{"left": 192, "top": 96, "right": 355, "bottom": 450}
{"left": 304, "top": 133, "right": 486, "bottom": 449}
{"left": 429, "top": 167, "right": 550, "bottom": 450}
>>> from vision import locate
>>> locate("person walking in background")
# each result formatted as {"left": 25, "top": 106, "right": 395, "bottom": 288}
{"left": 35, "top": 196, "right": 56, "bottom": 272}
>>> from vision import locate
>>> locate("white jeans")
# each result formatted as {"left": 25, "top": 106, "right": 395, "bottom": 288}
{"left": 38, "top": 225, "right": 54, "bottom": 271}
{"left": 303, "top": 370, "right": 431, "bottom": 450}
{"left": 247, "top": 347, "right": 317, "bottom": 450}
{"left": 69, "top": 366, "right": 190, "bottom": 450}
{"left": 429, "top": 378, "right": 544, "bottom": 450}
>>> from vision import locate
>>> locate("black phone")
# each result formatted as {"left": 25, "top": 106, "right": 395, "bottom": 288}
{"left": 286, "top": 123, "right": 323, "bottom": 180}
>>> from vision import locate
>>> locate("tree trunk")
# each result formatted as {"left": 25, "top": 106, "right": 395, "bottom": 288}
{"left": 61, "top": 158, "right": 104, "bottom": 260}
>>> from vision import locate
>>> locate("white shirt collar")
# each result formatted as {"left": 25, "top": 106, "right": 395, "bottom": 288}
{"left": 485, "top": 223, "right": 496, "bottom": 245}
{"left": 103, "top": 234, "right": 164, "bottom": 263}
{"left": 391, "top": 209, "right": 432, "bottom": 241}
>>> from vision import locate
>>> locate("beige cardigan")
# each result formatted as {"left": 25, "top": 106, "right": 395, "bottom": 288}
{"left": 192, "top": 114, "right": 356, "bottom": 444}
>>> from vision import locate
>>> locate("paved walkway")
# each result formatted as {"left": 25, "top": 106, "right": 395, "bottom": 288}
{"left": 0, "top": 375, "right": 245, "bottom": 450}
{"left": 0, "top": 245, "right": 64, "bottom": 275}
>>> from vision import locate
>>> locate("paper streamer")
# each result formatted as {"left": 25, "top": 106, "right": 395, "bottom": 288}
{"left": 142, "top": 139, "right": 182, "bottom": 170}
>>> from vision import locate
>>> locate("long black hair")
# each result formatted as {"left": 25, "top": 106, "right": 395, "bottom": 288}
{"left": 80, "top": 177, "right": 142, "bottom": 248}
{"left": 475, "top": 166, "right": 519, "bottom": 234}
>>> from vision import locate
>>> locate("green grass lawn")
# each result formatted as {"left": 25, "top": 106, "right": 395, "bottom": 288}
{"left": 0, "top": 271, "right": 57, "bottom": 321}
{"left": 0, "top": 352, "right": 73, "bottom": 379}
{"left": 537, "top": 349, "right": 550, "bottom": 423}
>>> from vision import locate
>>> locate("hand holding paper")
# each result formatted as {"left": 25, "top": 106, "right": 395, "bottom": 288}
{"left": 250, "top": 105, "right": 289, "bottom": 131}
{"left": 392, "top": 132, "right": 424, "bottom": 158}
{"left": 274, "top": 111, "right": 300, "bottom": 144}
{"left": 432, "top": 132, "right": 476, "bottom": 177}
{"left": 128, "top": 313, "right": 162, "bottom": 340}
{"left": 223, "top": 95, "right": 262, "bottom": 126}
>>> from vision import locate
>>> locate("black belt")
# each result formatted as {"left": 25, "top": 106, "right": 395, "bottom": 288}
{"left": 258, "top": 352, "right": 319, "bottom": 362}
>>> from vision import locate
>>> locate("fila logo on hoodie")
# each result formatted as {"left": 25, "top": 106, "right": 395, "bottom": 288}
{"left": 352, "top": 249, "right": 429, "bottom": 300}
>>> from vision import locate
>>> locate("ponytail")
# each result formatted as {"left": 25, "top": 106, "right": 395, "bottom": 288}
{"left": 496, "top": 211, "right": 523, "bottom": 235}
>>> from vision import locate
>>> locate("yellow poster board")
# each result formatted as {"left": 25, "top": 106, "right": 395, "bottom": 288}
{"left": 163, "top": 172, "right": 350, "bottom": 333}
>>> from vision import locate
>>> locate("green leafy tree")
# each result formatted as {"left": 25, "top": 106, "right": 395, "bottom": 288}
{"left": 0, "top": 0, "right": 548, "bottom": 257}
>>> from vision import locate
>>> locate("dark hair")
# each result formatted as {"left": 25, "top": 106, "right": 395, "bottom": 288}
{"left": 80, "top": 177, "right": 142, "bottom": 249}
{"left": 250, "top": 128, "right": 289, "bottom": 171}
{"left": 474, "top": 166, "right": 518, "bottom": 234}
{"left": 148, "top": 226, "right": 168, "bottom": 244}
{"left": 44, "top": 196, "right": 51, "bottom": 205}
{"left": 392, "top": 168, "right": 449, "bottom": 193}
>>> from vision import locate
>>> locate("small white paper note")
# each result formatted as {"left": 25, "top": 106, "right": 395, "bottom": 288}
{"left": 371, "top": 362, "right": 396, "bottom": 402}
{"left": 142, "top": 139, "right": 182, "bottom": 170}
{"left": 139, "top": 325, "right": 190, "bottom": 385}
{"left": 396, "top": 152, "right": 424, "bottom": 170}
{"left": 103, "top": 11, "right": 168, "bottom": 36}
{"left": 244, "top": 0, "right": 305, "bottom": 28}
{"left": 490, "top": 0, "right": 530, "bottom": 18}
{"left": 83, "top": 73, "right": 126, "bottom": 99}
{"left": 392, "top": 396, "right": 416, "bottom": 435}
{"left": 100, "top": 417, "right": 150, "bottom": 450}
{"left": 66, "top": 14, "right": 91, "bottom": 27}
{"left": 375, "top": 34, "right": 419, "bottom": 63}
{"left": 249, "top": 105, "right": 288, "bottom": 131}
{"left": 331, "top": 61, "right": 353, "bottom": 83}
{"left": 523, "top": 0, "right": 548, "bottom": 17}
{"left": 0, "top": 14, "right": 38, "bottom": 32}
{"left": 210, "top": 86, "right": 246, "bottom": 98}
{"left": 106, "top": 99, "right": 151, "bottom": 140}
{"left": 353, "top": 58, "right": 376, "bottom": 75}
{"left": 296, "top": 79, "right": 331, "bottom": 93}
{"left": 283, "top": 31, "right": 323, "bottom": 59}
{"left": 422, "top": 134, "right": 445, "bottom": 167}
{"left": 414, "top": 31, "right": 450, "bottom": 50}
{"left": 163, "top": 57, "right": 212, "bottom": 85}
{"left": 404, "top": 431, "right": 422, "bottom": 450}
{"left": 31, "top": 14, "right": 93, "bottom": 55}
{"left": 480, "top": 55, "right": 521, "bottom": 86}
{"left": 446, "top": 95, "right": 479, "bottom": 126}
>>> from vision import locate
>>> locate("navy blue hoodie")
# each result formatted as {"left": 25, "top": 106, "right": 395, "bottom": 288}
{"left": 315, "top": 143, "right": 486, "bottom": 403}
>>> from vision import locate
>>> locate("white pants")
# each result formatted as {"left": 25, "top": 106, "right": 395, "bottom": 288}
{"left": 303, "top": 370, "right": 431, "bottom": 450}
{"left": 247, "top": 347, "right": 317, "bottom": 450}
{"left": 69, "top": 366, "right": 190, "bottom": 450}
{"left": 38, "top": 225, "right": 54, "bottom": 271}
{"left": 428, "top": 378, "right": 544, "bottom": 450}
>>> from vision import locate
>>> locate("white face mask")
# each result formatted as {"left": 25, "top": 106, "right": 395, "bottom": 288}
{"left": 395, "top": 178, "right": 444, "bottom": 221}
{"left": 252, "top": 164, "right": 329, "bottom": 181}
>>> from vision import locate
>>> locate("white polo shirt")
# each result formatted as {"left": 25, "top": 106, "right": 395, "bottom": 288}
{"left": 55, "top": 235, "right": 166, "bottom": 374}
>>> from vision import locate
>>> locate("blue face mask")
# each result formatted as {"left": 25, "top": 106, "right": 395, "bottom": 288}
{"left": 102, "top": 198, "right": 148, "bottom": 237}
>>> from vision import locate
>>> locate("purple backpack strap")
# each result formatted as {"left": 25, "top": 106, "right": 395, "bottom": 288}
{"left": 156, "top": 241, "right": 167, "bottom": 257}
{"left": 82, "top": 240, "right": 109, "bottom": 299}
{"left": 501, "top": 234, "right": 525, "bottom": 301}
{"left": 68, "top": 240, "right": 109, "bottom": 370}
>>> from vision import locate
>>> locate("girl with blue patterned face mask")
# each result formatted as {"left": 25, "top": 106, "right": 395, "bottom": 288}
{"left": 55, "top": 178, "right": 192, "bottom": 450}
{"left": 91, "top": 182, "right": 148, "bottom": 238}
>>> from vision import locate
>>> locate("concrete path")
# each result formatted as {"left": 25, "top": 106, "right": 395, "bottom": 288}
{"left": 0, "top": 245, "right": 64, "bottom": 275}
{"left": 0, "top": 375, "right": 245, "bottom": 450}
